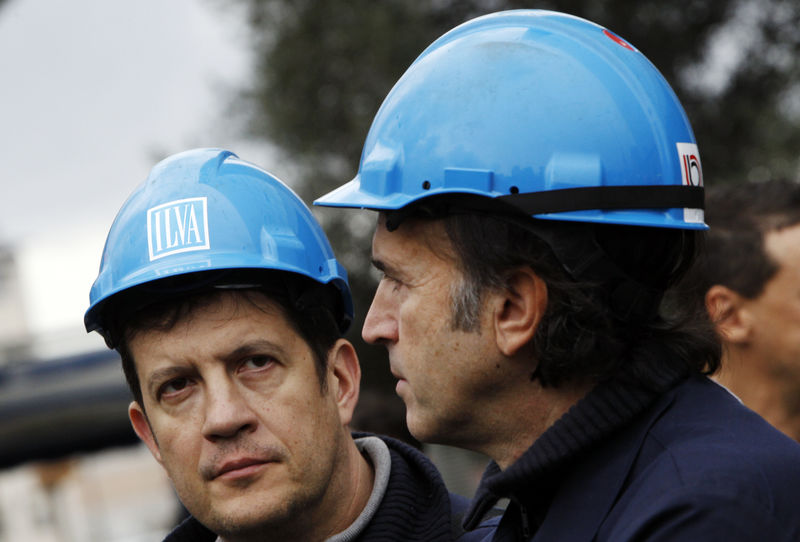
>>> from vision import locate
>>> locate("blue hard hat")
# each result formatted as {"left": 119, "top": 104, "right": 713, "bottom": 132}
{"left": 315, "top": 9, "right": 706, "bottom": 230}
{"left": 85, "top": 148, "right": 353, "bottom": 336}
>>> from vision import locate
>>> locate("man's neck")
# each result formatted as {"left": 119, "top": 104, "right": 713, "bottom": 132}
{"left": 324, "top": 438, "right": 376, "bottom": 537}
{"left": 486, "top": 380, "right": 595, "bottom": 470}
{"left": 718, "top": 349, "right": 800, "bottom": 443}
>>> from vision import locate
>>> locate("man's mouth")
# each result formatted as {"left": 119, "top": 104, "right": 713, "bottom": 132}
{"left": 389, "top": 363, "right": 405, "bottom": 381}
{"left": 211, "top": 457, "right": 273, "bottom": 480}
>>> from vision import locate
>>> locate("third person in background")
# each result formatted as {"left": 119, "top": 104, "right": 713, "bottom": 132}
{"left": 675, "top": 178, "right": 800, "bottom": 442}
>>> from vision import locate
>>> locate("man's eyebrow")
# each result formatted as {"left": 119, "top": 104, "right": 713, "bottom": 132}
{"left": 223, "top": 340, "right": 288, "bottom": 363}
{"left": 371, "top": 258, "right": 404, "bottom": 279}
{"left": 146, "top": 366, "right": 189, "bottom": 397}
{"left": 370, "top": 258, "right": 386, "bottom": 272}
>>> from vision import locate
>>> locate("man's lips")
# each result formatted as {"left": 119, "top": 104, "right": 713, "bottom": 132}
{"left": 211, "top": 457, "right": 273, "bottom": 480}
{"left": 389, "top": 363, "right": 405, "bottom": 381}
{"left": 391, "top": 366, "right": 409, "bottom": 396}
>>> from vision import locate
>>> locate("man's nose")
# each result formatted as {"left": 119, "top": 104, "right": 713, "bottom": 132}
{"left": 201, "top": 377, "right": 258, "bottom": 441}
{"left": 362, "top": 279, "right": 399, "bottom": 345}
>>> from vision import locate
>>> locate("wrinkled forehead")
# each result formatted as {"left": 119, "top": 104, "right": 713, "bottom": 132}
{"left": 374, "top": 212, "right": 458, "bottom": 265}
{"left": 125, "top": 287, "right": 292, "bottom": 343}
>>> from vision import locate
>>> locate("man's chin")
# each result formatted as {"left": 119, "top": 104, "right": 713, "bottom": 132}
{"left": 198, "top": 497, "right": 298, "bottom": 539}
{"left": 405, "top": 409, "right": 437, "bottom": 443}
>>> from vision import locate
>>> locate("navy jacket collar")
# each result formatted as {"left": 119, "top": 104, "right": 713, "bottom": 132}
{"left": 463, "top": 362, "right": 687, "bottom": 536}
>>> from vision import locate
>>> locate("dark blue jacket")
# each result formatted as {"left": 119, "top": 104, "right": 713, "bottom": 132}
{"left": 465, "top": 374, "right": 800, "bottom": 541}
{"left": 164, "top": 433, "right": 494, "bottom": 541}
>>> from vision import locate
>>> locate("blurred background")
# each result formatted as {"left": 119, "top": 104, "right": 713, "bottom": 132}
{"left": 1, "top": 0, "right": 799, "bottom": 539}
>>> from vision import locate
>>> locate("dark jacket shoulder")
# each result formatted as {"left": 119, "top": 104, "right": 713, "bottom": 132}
{"left": 597, "top": 377, "right": 800, "bottom": 541}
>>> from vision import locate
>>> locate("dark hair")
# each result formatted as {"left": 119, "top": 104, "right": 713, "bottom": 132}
{"left": 424, "top": 211, "right": 721, "bottom": 388}
{"left": 103, "top": 270, "right": 343, "bottom": 406}
{"left": 677, "top": 179, "right": 800, "bottom": 311}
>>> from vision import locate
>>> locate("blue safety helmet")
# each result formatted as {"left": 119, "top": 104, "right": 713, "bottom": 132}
{"left": 85, "top": 148, "right": 353, "bottom": 339}
{"left": 315, "top": 10, "right": 705, "bottom": 230}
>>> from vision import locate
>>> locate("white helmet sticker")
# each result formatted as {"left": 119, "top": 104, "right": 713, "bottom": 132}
{"left": 677, "top": 142, "right": 703, "bottom": 187}
{"left": 147, "top": 197, "right": 210, "bottom": 261}
{"left": 676, "top": 142, "right": 704, "bottom": 224}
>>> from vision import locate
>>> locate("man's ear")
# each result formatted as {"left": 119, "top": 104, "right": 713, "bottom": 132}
{"left": 493, "top": 266, "right": 548, "bottom": 357}
{"left": 129, "top": 401, "right": 163, "bottom": 465}
{"left": 705, "top": 284, "right": 752, "bottom": 344}
{"left": 327, "top": 339, "right": 361, "bottom": 427}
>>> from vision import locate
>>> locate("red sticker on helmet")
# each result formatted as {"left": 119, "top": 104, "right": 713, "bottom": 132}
{"left": 603, "top": 29, "right": 634, "bottom": 51}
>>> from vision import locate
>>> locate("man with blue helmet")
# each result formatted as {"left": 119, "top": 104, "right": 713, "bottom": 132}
{"left": 316, "top": 10, "right": 800, "bottom": 541}
{"left": 85, "top": 148, "right": 495, "bottom": 541}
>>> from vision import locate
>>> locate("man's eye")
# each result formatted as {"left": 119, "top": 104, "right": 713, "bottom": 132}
{"left": 160, "top": 377, "right": 190, "bottom": 397}
{"left": 241, "top": 356, "right": 275, "bottom": 371}
{"left": 382, "top": 274, "right": 402, "bottom": 291}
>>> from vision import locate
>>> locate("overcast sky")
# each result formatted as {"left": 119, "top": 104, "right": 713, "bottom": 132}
{"left": 0, "top": 0, "right": 278, "bottom": 354}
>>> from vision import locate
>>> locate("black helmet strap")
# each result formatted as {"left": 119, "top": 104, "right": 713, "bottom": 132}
{"left": 498, "top": 185, "right": 704, "bottom": 215}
